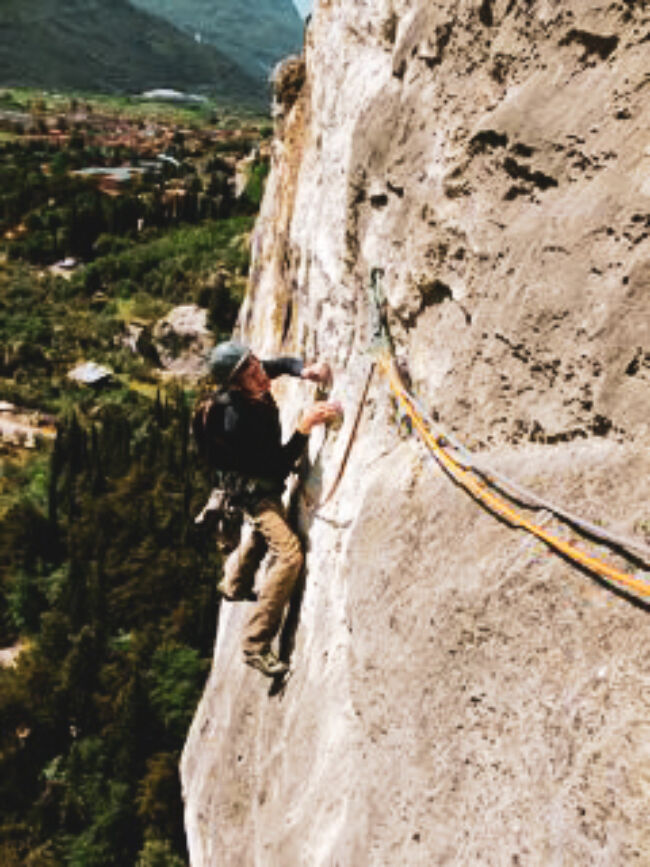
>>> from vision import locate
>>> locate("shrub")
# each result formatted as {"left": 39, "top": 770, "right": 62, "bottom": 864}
{"left": 148, "top": 642, "right": 207, "bottom": 741}
{"left": 242, "top": 159, "right": 270, "bottom": 209}
{"left": 136, "top": 838, "right": 185, "bottom": 867}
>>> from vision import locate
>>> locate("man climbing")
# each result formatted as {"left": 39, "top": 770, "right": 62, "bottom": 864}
{"left": 195, "top": 340, "right": 341, "bottom": 677}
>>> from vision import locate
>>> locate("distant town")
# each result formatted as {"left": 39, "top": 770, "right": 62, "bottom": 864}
{"left": 0, "top": 89, "right": 271, "bottom": 250}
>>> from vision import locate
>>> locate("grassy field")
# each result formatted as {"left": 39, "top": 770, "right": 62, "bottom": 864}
{"left": 0, "top": 87, "right": 269, "bottom": 128}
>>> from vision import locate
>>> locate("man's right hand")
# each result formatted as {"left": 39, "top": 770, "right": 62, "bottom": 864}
{"left": 297, "top": 401, "right": 343, "bottom": 435}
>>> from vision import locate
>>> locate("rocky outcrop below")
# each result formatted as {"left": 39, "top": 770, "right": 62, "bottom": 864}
{"left": 152, "top": 304, "right": 213, "bottom": 380}
{"left": 182, "top": 1, "right": 650, "bottom": 864}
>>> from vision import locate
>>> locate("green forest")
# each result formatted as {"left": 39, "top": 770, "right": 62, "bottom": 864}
{"left": 0, "top": 97, "right": 269, "bottom": 864}
{"left": 0, "top": 394, "right": 217, "bottom": 865}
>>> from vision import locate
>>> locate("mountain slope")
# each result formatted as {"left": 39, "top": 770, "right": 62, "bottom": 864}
{"left": 0, "top": 0, "right": 263, "bottom": 106}
{"left": 130, "top": 0, "right": 303, "bottom": 84}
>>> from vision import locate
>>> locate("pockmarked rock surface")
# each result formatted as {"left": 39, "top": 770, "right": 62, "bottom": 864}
{"left": 182, "top": 1, "right": 650, "bottom": 864}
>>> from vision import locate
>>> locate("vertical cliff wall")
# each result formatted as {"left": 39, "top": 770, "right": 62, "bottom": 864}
{"left": 182, "top": 1, "right": 650, "bottom": 863}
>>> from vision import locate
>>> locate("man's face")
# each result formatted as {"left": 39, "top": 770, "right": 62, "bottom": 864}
{"left": 234, "top": 355, "right": 271, "bottom": 397}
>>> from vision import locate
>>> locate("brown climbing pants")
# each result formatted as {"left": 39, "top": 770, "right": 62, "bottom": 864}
{"left": 221, "top": 497, "right": 303, "bottom": 655}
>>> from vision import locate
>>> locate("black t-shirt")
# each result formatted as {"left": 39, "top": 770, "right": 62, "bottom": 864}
{"left": 198, "top": 357, "right": 307, "bottom": 484}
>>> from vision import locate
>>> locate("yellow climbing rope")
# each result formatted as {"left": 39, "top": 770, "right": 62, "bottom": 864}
{"left": 377, "top": 352, "right": 650, "bottom": 602}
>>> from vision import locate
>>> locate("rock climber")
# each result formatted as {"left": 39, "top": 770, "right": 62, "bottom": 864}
{"left": 195, "top": 340, "right": 341, "bottom": 677}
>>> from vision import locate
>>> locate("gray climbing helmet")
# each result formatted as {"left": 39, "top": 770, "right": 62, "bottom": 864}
{"left": 207, "top": 340, "right": 251, "bottom": 385}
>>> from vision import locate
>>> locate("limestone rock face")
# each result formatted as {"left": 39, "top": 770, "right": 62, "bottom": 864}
{"left": 182, "top": 1, "right": 650, "bottom": 864}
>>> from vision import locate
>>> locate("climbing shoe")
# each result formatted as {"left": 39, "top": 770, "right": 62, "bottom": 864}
{"left": 216, "top": 581, "right": 257, "bottom": 602}
{"left": 244, "top": 650, "right": 289, "bottom": 678}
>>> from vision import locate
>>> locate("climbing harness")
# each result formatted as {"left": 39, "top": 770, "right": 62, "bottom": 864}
{"left": 368, "top": 269, "right": 650, "bottom": 604}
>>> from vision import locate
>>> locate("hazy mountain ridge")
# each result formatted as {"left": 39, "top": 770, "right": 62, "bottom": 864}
{"left": 0, "top": 0, "right": 264, "bottom": 106}
{"left": 130, "top": 0, "right": 304, "bottom": 84}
